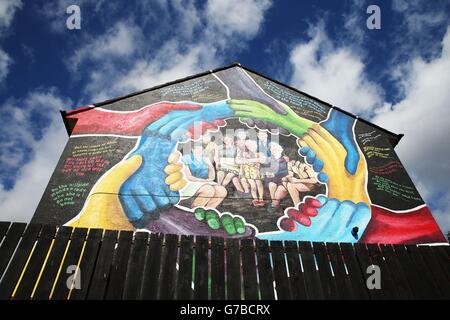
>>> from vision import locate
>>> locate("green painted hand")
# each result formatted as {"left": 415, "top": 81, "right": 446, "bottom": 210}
{"left": 228, "top": 99, "right": 314, "bottom": 136}
{"left": 194, "top": 207, "right": 246, "bottom": 236}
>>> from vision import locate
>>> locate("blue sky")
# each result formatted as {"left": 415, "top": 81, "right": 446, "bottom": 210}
{"left": 0, "top": 0, "right": 449, "bottom": 234}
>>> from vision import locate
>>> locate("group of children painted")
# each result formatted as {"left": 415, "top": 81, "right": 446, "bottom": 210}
{"left": 179, "top": 129, "right": 319, "bottom": 213}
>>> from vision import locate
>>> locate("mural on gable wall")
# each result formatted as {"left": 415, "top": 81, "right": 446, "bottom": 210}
{"left": 32, "top": 66, "right": 446, "bottom": 244}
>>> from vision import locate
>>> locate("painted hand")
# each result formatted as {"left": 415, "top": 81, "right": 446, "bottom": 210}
{"left": 229, "top": 99, "right": 314, "bottom": 137}
{"left": 119, "top": 101, "right": 233, "bottom": 227}
{"left": 261, "top": 195, "right": 371, "bottom": 243}
{"left": 66, "top": 155, "right": 143, "bottom": 231}
{"left": 193, "top": 207, "right": 247, "bottom": 236}
{"left": 145, "top": 100, "right": 233, "bottom": 141}
{"left": 119, "top": 134, "right": 185, "bottom": 228}
{"left": 297, "top": 110, "right": 369, "bottom": 203}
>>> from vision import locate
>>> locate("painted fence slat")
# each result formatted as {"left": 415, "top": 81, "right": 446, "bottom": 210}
{"left": 226, "top": 238, "right": 241, "bottom": 300}
{"left": 13, "top": 225, "right": 56, "bottom": 300}
{"left": 366, "top": 243, "right": 398, "bottom": 300}
{"left": 69, "top": 228, "right": 103, "bottom": 300}
{"left": 32, "top": 226, "right": 73, "bottom": 300}
{"left": 270, "top": 241, "right": 291, "bottom": 300}
{"left": 284, "top": 241, "right": 307, "bottom": 300}
{"left": 52, "top": 227, "right": 88, "bottom": 300}
{"left": 241, "top": 238, "right": 258, "bottom": 300}
{"left": 339, "top": 243, "right": 369, "bottom": 300}
{"left": 354, "top": 243, "right": 384, "bottom": 300}
{"left": 254, "top": 239, "right": 275, "bottom": 300}
{"left": 326, "top": 243, "right": 354, "bottom": 300}
{"left": 430, "top": 246, "right": 450, "bottom": 283}
{"left": 393, "top": 244, "right": 428, "bottom": 299}
{"left": 417, "top": 245, "right": 450, "bottom": 299}
{"left": 0, "top": 224, "right": 42, "bottom": 300}
{"left": 210, "top": 236, "right": 225, "bottom": 300}
{"left": 105, "top": 230, "right": 133, "bottom": 300}
{"left": 159, "top": 233, "right": 179, "bottom": 300}
{"left": 0, "top": 222, "right": 10, "bottom": 244}
{"left": 0, "top": 223, "right": 27, "bottom": 281}
{"left": 298, "top": 241, "right": 323, "bottom": 300}
{"left": 176, "top": 235, "right": 194, "bottom": 300}
{"left": 313, "top": 242, "right": 338, "bottom": 299}
{"left": 86, "top": 230, "right": 118, "bottom": 300}
{"left": 123, "top": 232, "right": 149, "bottom": 300}
{"left": 193, "top": 236, "right": 209, "bottom": 300}
{"left": 140, "top": 233, "right": 162, "bottom": 300}
{"left": 379, "top": 244, "right": 414, "bottom": 300}
{"left": 406, "top": 244, "right": 442, "bottom": 300}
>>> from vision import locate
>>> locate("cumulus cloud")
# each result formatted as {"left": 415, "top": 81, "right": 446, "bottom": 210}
{"left": 373, "top": 26, "right": 450, "bottom": 232}
{"left": 72, "top": 0, "right": 273, "bottom": 102}
{"left": 0, "top": 0, "right": 22, "bottom": 30}
{"left": 0, "top": 0, "right": 22, "bottom": 82}
{"left": 289, "top": 23, "right": 384, "bottom": 117}
{"left": 67, "top": 21, "right": 142, "bottom": 72}
{"left": 390, "top": 0, "right": 450, "bottom": 62}
{"left": 205, "top": 0, "right": 272, "bottom": 41}
{"left": 0, "top": 90, "right": 70, "bottom": 222}
{"left": 0, "top": 49, "right": 11, "bottom": 82}
{"left": 111, "top": 42, "right": 215, "bottom": 96}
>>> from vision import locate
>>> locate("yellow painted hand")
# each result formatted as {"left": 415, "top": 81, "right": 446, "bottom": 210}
{"left": 164, "top": 151, "right": 187, "bottom": 191}
{"left": 297, "top": 123, "right": 369, "bottom": 204}
{"left": 66, "top": 155, "right": 143, "bottom": 231}
{"left": 66, "top": 152, "right": 187, "bottom": 231}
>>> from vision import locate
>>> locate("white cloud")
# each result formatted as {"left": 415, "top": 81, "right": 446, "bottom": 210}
{"left": 390, "top": 0, "right": 450, "bottom": 62}
{"left": 0, "top": 0, "right": 22, "bottom": 82}
{"left": 89, "top": 41, "right": 216, "bottom": 100}
{"left": 75, "top": 0, "right": 273, "bottom": 102}
{"left": 0, "top": 0, "right": 22, "bottom": 30}
{"left": 205, "top": 0, "right": 272, "bottom": 41}
{"left": 67, "top": 21, "right": 142, "bottom": 72}
{"left": 0, "top": 48, "right": 11, "bottom": 82}
{"left": 0, "top": 90, "right": 70, "bottom": 222}
{"left": 373, "top": 26, "right": 450, "bottom": 233}
{"left": 289, "top": 23, "right": 384, "bottom": 116}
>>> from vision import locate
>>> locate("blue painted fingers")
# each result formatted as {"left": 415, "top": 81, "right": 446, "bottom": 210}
{"left": 258, "top": 195, "right": 371, "bottom": 243}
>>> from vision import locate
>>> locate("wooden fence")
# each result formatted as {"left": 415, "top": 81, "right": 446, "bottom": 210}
{"left": 0, "top": 222, "right": 448, "bottom": 300}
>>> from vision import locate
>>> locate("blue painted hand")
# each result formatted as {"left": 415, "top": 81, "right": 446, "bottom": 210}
{"left": 119, "top": 100, "right": 233, "bottom": 228}
{"left": 145, "top": 100, "right": 234, "bottom": 142}
{"left": 258, "top": 195, "right": 371, "bottom": 243}
{"left": 119, "top": 135, "right": 180, "bottom": 228}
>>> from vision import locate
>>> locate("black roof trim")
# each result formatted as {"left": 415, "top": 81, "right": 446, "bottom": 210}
{"left": 62, "top": 62, "right": 403, "bottom": 146}
{"left": 60, "top": 110, "right": 71, "bottom": 136}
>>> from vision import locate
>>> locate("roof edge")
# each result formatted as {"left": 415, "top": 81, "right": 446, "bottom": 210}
{"left": 60, "top": 110, "right": 71, "bottom": 136}
{"left": 62, "top": 62, "right": 403, "bottom": 146}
